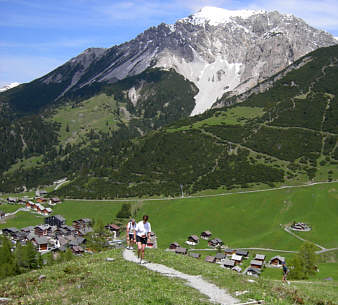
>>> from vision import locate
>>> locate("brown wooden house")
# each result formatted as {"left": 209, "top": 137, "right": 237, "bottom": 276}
{"left": 169, "top": 242, "right": 180, "bottom": 250}
{"left": 200, "top": 230, "right": 212, "bottom": 240}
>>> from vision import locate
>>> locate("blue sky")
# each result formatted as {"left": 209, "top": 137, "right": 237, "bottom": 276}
{"left": 1, "top": 0, "right": 338, "bottom": 87}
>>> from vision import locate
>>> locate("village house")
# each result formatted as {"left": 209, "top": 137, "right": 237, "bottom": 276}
{"left": 43, "top": 208, "right": 52, "bottom": 216}
{"left": 26, "top": 201, "right": 34, "bottom": 209}
{"left": 255, "top": 254, "right": 266, "bottom": 262}
{"left": 222, "top": 258, "right": 235, "bottom": 269}
{"left": 232, "top": 266, "right": 242, "bottom": 273}
{"left": 236, "top": 250, "right": 249, "bottom": 258}
{"left": 2, "top": 227, "right": 20, "bottom": 239}
{"left": 36, "top": 197, "right": 47, "bottom": 203}
{"left": 36, "top": 190, "right": 48, "bottom": 197}
{"left": 224, "top": 248, "right": 236, "bottom": 256}
{"left": 77, "top": 226, "right": 94, "bottom": 236}
{"left": 72, "top": 218, "right": 92, "bottom": 229}
{"left": 244, "top": 267, "right": 261, "bottom": 277}
{"left": 71, "top": 245, "right": 84, "bottom": 255}
{"left": 215, "top": 253, "right": 226, "bottom": 262}
{"left": 189, "top": 252, "right": 201, "bottom": 259}
{"left": 34, "top": 225, "right": 51, "bottom": 236}
{"left": 269, "top": 256, "right": 285, "bottom": 267}
{"left": 200, "top": 230, "right": 212, "bottom": 240}
{"left": 231, "top": 254, "right": 243, "bottom": 265}
{"left": 175, "top": 247, "right": 187, "bottom": 255}
{"left": 18, "top": 197, "right": 29, "bottom": 204}
{"left": 205, "top": 256, "right": 216, "bottom": 263}
{"left": 7, "top": 197, "right": 18, "bottom": 204}
{"left": 208, "top": 238, "right": 223, "bottom": 248}
{"left": 105, "top": 224, "right": 120, "bottom": 236}
{"left": 250, "top": 259, "right": 264, "bottom": 269}
{"left": 169, "top": 242, "right": 180, "bottom": 250}
{"left": 49, "top": 197, "right": 61, "bottom": 205}
{"left": 32, "top": 236, "right": 49, "bottom": 252}
{"left": 186, "top": 235, "right": 199, "bottom": 245}
{"left": 45, "top": 215, "right": 66, "bottom": 227}
{"left": 291, "top": 222, "right": 311, "bottom": 231}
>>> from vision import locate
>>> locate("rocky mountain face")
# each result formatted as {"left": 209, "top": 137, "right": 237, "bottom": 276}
{"left": 22, "top": 6, "right": 334, "bottom": 115}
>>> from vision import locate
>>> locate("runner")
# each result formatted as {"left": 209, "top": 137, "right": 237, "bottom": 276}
{"left": 282, "top": 261, "right": 289, "bottom": 283}
{"left": 126, "top": 218, "right": 136, "bottom": 250}
{"left": 134, "top": 215, "right": 151, "bottom": 264}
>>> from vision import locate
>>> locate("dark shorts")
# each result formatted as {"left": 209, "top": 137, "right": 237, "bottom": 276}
{"left": 136, "top": 235, "right": 148, "bottom": 245}
{"left": 128, "top": 234, "right": 135, "bottom": 241}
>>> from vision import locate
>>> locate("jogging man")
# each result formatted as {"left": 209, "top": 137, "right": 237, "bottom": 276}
{"left": 134, "top": 215, "right": 151, "bottom": 264}
{"left": 282, "top": 261, "right": 289, "bottom": 283}
{"left": 126, "top": 218, "right": 136, "bottom": 250}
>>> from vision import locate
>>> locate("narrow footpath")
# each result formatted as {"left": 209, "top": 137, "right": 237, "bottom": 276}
{"left": 123, "top": 249, "right": 239, "bottom": 305}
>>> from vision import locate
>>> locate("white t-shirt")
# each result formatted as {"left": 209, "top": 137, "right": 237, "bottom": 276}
{"left": 127, "top": 222, "right": 136, "bottom": 234}
{"left": 135, "top": 221, "right": 151, "bottom": 237}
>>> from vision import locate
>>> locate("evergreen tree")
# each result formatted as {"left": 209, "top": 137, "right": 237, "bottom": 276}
{"left": 26, "top": 242, "right": 38, "bottom": 269}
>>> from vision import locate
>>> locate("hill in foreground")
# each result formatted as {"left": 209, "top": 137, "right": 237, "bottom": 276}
{"left": 0, "top": 248, "right": 336, "bottom": 305}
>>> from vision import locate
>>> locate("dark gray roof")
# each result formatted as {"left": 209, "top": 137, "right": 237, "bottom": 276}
{"left": 215, "top": 253, "right": 226, "bottom": 260}
{"left": 201, "top": 230, "right": 212, "bottom": 236}
{"left": 189, "top": 252, "right": 201, "bottom": 259}
{"left": 236, "top": 250, "right": 249, "bottom": 256}
{"left": 255, "top": 254, "right": 266, "bottom": 260}
{"left": 205, "top": 256, "right": 216, "bottom": 263}
{"left": 224, "top": 248, "right": 235, "bottom": 254}
{"left": 250, "top": 260, "right": 263, "bottom": 266}
{"left": 188, "top": 235, "right": 199, "bottom": 241}
{"left": 245, "top": 267, "right": 261, "bottom": 275}
{"left": 270, "top": 256, "right": 285, "bottom": 263}
{"left": 223, "top": 259, "right": 235, "bottom": 267}
{"left": 55, "top": 215, "right": 66, "bottom": 222}
{"left": 170, "top": 242, "right": 180, "bottom": 247}
{"left": 34, "top": 236, "right": 48, "bottom": 244}
{"left": 175, "top": 247, "right": 187, "bottom": 254}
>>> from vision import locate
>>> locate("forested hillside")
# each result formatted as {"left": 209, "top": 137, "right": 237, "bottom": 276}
{"left": 1, "top": 45, "right": 338, "bottom": 197}
{"left": 0, "top": 68, "right": 197, "bottom": 190}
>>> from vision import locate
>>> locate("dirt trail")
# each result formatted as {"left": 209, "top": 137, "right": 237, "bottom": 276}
{"left": 123, "top": 249, "right": 239, "bottom": 305}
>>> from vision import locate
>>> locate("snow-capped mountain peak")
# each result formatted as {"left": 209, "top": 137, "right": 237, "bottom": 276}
{"left": 181, "top": 6, "right": 266, "bottom": 26}
{"left": 0, "top": 82, "right": 20, "bottom": 93}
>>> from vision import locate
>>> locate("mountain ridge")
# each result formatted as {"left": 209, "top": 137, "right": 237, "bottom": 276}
{"left": 1, "top": 7, "right": 336, "bottom": 115}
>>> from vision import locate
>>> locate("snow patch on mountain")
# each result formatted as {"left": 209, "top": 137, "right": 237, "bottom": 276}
{"left": 180, "top": 6, "right": 266, "bottom": 26}
{"left": 0, "top": 82, "right": 20, "bottom": 92}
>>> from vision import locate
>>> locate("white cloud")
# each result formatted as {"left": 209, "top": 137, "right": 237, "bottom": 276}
{"left": 0, "top": 55, "right": 64, "bottom": 87}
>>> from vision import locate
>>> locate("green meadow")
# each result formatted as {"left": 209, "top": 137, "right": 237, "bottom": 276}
{"left": 137, "top": 182, "right": 338, "bottom": 250}
{"left": 0, "top": 200, "right": 123, "bottom": 229}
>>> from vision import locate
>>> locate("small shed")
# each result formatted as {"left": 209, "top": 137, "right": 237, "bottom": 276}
{"left": 255, "top": 254, "right": 266, "bottom": 261}
{"left": 200, "top": 231, "right": 212, "bottom": 240}
{"left": 250, "top": 259, "right": 264, "bottom": 269}
{"left": 244, "top": 267, "right": 261, "bottom": 277}
{"left": 269, "top": 256, "right": 285, "bottom": 267}
{"left": 189, "top": 252, "right": 201, "bottom": 259}
{"left": 236, "top": 250, "right": 249, "bottom": 257}
{"left": 169, "top": 242, "right": 180, "bottom": 250}
{"left": 223, "top": 258, "right": 235, "bottom": 269}
{"left": 105, "top": 224, "right": 120, "bottom": 235}
{"left": 175, "top": 247, "right": 187, "bottom": 255}
{"left": 208, "top": 238, "right": 223, "bottom": 247}
{"left": 7, "top": 197, "right": 18, "bottom": 204}
{"left": 187, "top": 235, "right": 199, "bottom": 244}
{"left": 33, "top": 236, "right": 49, "bottom": 251}
{"left": 231, "top": 254, "right": 243, "bottom": 265}
{"left": 232, "top": 266, "right": 242, "bottom": 273}
{"left": 205, "top": 256, "right": 216, "bottom": 263}
{"left": 224, "top": 248, "right": 236, "bottom": 256}
{"left": 215, "top": 253, "right": 226, "bottom": 262}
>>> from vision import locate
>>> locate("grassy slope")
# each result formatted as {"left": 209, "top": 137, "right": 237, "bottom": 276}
{"left": 0, "top": 250, "right": 208, "bottom": 305}
{"left": 0, "top": 200, "right": 123, "bottom": 229}
{"left": 0, "top": 249, "right": 336, "bottom": 305}
{"left": 138, "top": 182, "right": 338, "bottom": 250}
{"left": 51, "top": 93, "right": 123, "bottom": 145}
{"left": 146, "top": 249, "right": 338, "bottom": 305}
